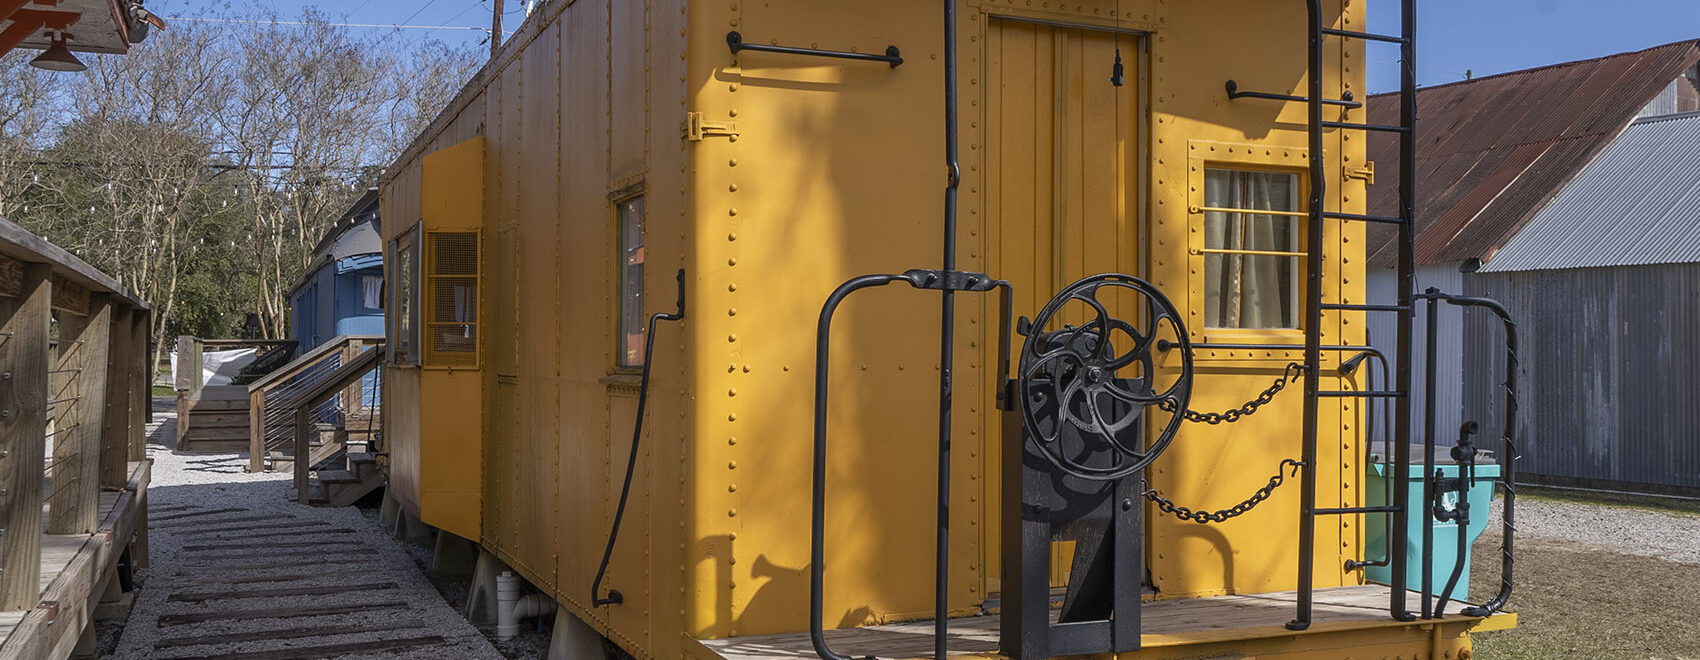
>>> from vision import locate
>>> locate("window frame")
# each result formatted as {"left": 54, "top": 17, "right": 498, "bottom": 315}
{"left": 387, "top": 222, "right": 423, "bottom": 367}
{"left": 612, "top": 189, "right": 647, "bottom": 372}
{"left": 1185, "top": 141, "right": 1314, "bottom": 348}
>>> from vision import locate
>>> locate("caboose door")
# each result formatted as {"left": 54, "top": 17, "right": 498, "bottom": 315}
{"left": 983, "top": 18, "right": 1145, "bottom": 592}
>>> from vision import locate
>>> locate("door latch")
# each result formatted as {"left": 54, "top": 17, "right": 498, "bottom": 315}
{"left": 684, "top": 112, "right": 739, "bottom": 142}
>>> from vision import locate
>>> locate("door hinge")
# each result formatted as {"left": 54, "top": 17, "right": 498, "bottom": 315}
{"left": 684, "top": 112, "right": 739, "bottom": 142}
{"left": 1345, "top": 161, "right": 1376, "bottom": 185}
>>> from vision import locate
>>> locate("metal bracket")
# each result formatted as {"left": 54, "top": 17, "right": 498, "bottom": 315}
{"left": 899, "top": 269, "right": 1000, "bottom": 292}
{"left": 683, "top": 112, "right": 739, "bottom": 142}
{"left": 1345, "top": 161, "right": 1376, "bottom": 185}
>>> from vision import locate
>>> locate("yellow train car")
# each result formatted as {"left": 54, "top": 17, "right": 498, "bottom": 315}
{"left": 377, "top": 1, "right": 1518, "bottom": 658}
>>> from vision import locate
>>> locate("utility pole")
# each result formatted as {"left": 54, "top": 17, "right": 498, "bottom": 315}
{"left": 490, "top": 0, "right": 504, "bottom": 59}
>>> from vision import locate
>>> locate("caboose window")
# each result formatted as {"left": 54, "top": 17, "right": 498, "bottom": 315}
{"left": 617, "top": 195, "right": 646, "bottom": 368}
{"left": 1201, "top": 169, "right": 1302, "bottom": 329}
{"left": 389, "top": 225, "right": 421, "bottom": 365}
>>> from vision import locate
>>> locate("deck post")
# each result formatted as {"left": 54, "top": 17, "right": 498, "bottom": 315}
{"left": 294, "top": 407, "right": 311, "bottom": 504}
{"left": 48, "top": 294, "right": 111, "bottom": 534}
{"left": 249, "top": 387, "right": 267, "bottom": 473}
{"left": 101, "top": 305, "right": 135, "bottom": 488}
{"left": 127, "top": 310, "right": 149, "bottom": 462}
{"left": 0, "top": 264, "right": 52, "bottom": 610}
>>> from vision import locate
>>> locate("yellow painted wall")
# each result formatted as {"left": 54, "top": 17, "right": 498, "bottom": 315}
{"left": 381, "top": 0, "right": 1372, "bottom": 658}
{"left": 682, "top": 0, "right": 1367, "bottom": 641}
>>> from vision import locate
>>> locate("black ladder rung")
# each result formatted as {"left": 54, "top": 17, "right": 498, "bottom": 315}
{"left": 1321, "top": 303, "right": 1411, "bottom": 312}
{"left": 1320, "top": 27, "right": 1408, "bottom": 44}
{"left": 1316, "top": 390, "right": 1406, "bottom": 398}
{"left": 1322, "top": 211, "right": 1406, "bottom": 225}
{"left": 1315, "top": 505, "right": 1402, "bottom": 515}
{"left": 1321, "top": 120, "right": 1410, "bottom": 133}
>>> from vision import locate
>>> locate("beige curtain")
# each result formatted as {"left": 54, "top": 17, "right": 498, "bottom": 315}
{"left": 1204, "top": 170, "right": 1298, "bottom": 328}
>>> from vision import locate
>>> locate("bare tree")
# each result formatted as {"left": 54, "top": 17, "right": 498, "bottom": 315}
{"left": 0, "top": 53, "right": 58, "bottom": 218}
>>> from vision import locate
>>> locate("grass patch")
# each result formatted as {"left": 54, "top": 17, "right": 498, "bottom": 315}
{"left": 1470, "top": 536, "right": 1700, "bottom": 658}
{"left": 151, "top": 385, "right": 176, "bottom": 397}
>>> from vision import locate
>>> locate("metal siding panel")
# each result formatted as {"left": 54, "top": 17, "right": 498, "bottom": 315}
{"left": 1484, "top": 112, "right": 1700, "bottom": 272}
{"left": 1365, "top": 264, "right": 1464, "bottom": 448}
{"left": 1467, "top": 264, "right": 1700, "bottom": 492}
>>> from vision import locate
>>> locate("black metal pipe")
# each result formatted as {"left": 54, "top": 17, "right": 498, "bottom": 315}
{"left": 1420, "top": 289, "right": 1439, "bottom": 618}
{"left": 1287, "top": 0, "right": 1323, "bottom": 633}
{"left": 592, "top": 269, "right": 687, "bottom": 607}
{"left": 1436, "top": 421, "right": 1478, "bottom": 616}
{"left": 811, "top": 274, "right": 907, "bottom": 660}
{"left": 1316, "top": 506, "right": 1401, "bottom": 515}
{"left": 726, "top": 31, "right": 904, "bottom": 68}
{"left": 1390, "top": 0, "right": 1418, "bottom": 624}
{"left": 934, "top": 1, "right": 960, "bottom": 655}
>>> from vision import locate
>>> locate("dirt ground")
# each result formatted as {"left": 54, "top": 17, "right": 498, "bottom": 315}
{"left": 1468, "top": 490, "right": 1700, "bottom": 659}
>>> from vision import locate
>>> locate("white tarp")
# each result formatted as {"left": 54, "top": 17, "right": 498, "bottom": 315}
{"left": 170, "top": 348, "right": 258, "bottom": 388}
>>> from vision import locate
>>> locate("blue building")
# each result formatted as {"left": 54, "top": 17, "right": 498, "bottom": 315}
{"left": 289, "top": 188, "right": 384, "bottom": 353}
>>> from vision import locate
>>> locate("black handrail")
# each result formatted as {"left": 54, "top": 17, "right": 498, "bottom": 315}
{"left": 809, "top": 271, "right": 1011, "bottom": 660}
{"left": 727, "top": 31, "right": 903, "bottom": 68}
{"left": 591, "top": 269, "right": 686, "bottom": 607}
{"left": 1426, "top": 292, "right": 1519, "bottom": 618}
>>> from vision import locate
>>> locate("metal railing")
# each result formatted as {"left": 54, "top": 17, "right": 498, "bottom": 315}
{"left": 246, "top": 336, "right": 383, "bottom": 473}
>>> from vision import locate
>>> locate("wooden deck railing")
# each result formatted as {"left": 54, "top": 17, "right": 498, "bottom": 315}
{"left": 247, "top": 336, "right": 382, "bottom": 473}
{"left": 281, "top": 344, "right": 384, "bottom": 503}
{"left": 0, "top": 218, "right": 152, "bottom": 658}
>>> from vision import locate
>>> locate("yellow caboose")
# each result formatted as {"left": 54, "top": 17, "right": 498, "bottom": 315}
{"left": 377, "top": 0, "right": 1518, "bottom": 658}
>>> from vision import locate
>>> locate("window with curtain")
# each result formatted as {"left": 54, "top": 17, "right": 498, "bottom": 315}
{"left": 1203, "top": 169, "right": 1301, "bottom": 329}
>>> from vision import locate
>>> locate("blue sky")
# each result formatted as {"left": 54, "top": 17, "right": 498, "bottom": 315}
{"left": 1365, "top": 0, "right": 1700, "bottom": 92}
{"left": 162, "top": 1, "right": 1700, "bottom": 93}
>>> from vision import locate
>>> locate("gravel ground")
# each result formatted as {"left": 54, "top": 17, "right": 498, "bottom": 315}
{"left": 106, "top": 401, "right": 503, "bottom": 659}
{"left": 1479, "top": 490, "right": 1700, "bottom": 564}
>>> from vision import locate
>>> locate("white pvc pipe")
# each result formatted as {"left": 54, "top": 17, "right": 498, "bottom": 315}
{"left": 496, "top": 571, "right": 558, "bottom": 640}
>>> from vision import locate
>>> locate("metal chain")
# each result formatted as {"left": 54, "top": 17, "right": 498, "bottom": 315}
{"left": 1158, "top": 362, "right": 1306, "bottom": 424}
{"left": 1142, "top": 459, "right": 1304, "bottom": 524}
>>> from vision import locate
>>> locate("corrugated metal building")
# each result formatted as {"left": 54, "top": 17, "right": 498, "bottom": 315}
{"left": 1364, "top": 41, "right": 1700, "bottom": 496}
{"left": 1467, "top": 111, "right": 1700, "bottom": 496}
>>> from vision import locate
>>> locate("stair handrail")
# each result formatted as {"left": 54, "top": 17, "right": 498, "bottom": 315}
{"left": 287, "top": 343, "right": 385, "bottom": 502}
{"left": 247, "top": 335, "right": 383, "bottom": 472}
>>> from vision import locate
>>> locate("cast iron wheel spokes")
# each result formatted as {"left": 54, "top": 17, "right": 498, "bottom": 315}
{"left": 1018, "top": 274, "right": 1193, "bottom": 481}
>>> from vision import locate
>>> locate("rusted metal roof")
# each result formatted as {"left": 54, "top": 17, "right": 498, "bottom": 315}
{"left": 1365, "top": 40, "right": 1700, "bottom": 268}
{"left": 1480, "top": 111, "right": 1700, "bottom": 272}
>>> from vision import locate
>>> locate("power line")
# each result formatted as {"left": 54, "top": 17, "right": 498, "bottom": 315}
{"left": 165, "top": 15, "right": 514, "bottom": 36}
{"left": 400, "top": 0, "right": 446, "bottom": 26}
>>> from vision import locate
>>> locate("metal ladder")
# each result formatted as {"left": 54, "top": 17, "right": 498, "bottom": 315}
{"left": 1290, "top": 0, "right": 1419, "bottom": 629}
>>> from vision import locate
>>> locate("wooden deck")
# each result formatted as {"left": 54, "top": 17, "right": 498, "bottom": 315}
{"left": 700, "top": 585, "right": 1516, "bottom": 659}
{"left": 0, "top": 461, "right": 149, "bottom": 660}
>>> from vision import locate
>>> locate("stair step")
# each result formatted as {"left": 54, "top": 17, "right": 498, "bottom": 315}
{"left": 317, "top": 469, "right": 360, "bottom": 484}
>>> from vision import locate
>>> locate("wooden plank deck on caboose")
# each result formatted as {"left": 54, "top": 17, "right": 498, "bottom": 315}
{"left": 699, "top": 585, "right": 1517, "bottom": 659}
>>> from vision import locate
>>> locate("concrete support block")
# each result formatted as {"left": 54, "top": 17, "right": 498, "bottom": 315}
{"left": 465, "top": 549, "right": 510, "bottom": 626}
{"left": 432, "top": 530, "right": 478, "bottom": 578}
{"left": 392, "top": 506, "right": 432, "bottom": 542}
{"left": 548, "top": 607, "right": 608, "bottom": 660}
{"left": 378, "top": 486, "right": 401, "bottom": 528}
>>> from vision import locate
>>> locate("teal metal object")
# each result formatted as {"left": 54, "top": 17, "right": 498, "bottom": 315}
{"left": 1365, "top": 460, "right": 1499, "bottom": 596}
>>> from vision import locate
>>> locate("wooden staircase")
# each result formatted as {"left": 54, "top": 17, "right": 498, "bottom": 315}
{"left": 246, "top": 336, "right": 386, "bottom": 507}
{"left": 177, "top": 386, "right": 252, "bottom": 451}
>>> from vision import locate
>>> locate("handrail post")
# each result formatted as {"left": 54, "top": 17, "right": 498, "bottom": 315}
{"left": 0, "top": 264, "right": 52, "bottom": 610}
{"left": 249, "top": 388, "right": 267, "bottom": 473}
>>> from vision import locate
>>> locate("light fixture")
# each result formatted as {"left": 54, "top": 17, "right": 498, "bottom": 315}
{"left": 31, "top": 35, "right": 87, "bottom": 73}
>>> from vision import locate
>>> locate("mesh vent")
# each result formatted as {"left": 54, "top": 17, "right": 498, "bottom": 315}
{"left": 424, "top": 231, "right": 479, "bottom": 367}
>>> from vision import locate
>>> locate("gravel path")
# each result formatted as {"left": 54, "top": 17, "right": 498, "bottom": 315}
{"left": 109, "top": 401, "right": 501, "bottom": 659}
{"left": 1478, "top": 493, "right": 1700, "bottom": 565}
